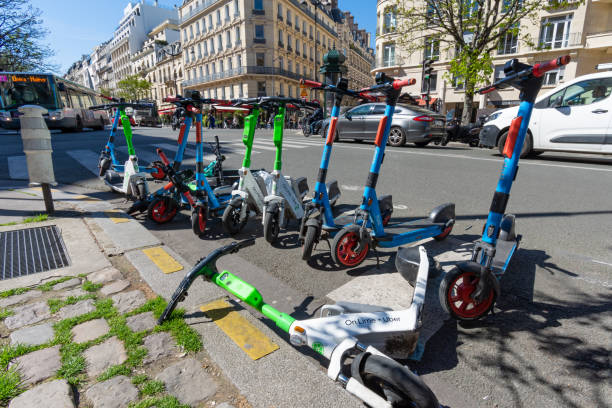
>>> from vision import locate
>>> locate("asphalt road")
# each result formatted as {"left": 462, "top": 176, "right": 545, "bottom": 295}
{"left": 2, "top": 125, "right": 611, "bottom": 408}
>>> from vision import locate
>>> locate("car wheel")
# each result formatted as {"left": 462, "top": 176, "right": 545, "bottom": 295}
{"left": 388, "top": 126, "right": 406, "bottom": 147}
{"left": 497, "top": 130, "right": 532, "bottom": 159}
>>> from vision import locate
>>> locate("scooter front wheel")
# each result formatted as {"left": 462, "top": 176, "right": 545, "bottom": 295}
{"left": 352, "top": 353, "right": 439, "bottom": 408}
{"left": 98, "top": 157, "right": 111, "bottom": 177}
{"left": 301, "top": 225, "right": 318, "bottom": 261}
{"left": 147, "top": 196, "right": 178, "bottom": 224}
{"left": 263, "top": 210, "right": 280, "bottom": 244}
{"left": 331, "top": 226, "right": 369, "bottom": 268}
{"left": 222, "top": 203, "right": 247, "bottom": 235}
{"left": 433, "top": 223, "right": 453, "bottom": 241}
{"left": 191, "top": 205, "right": 209, "bottom": 237}
{"left": 439, "top": 266, "right": 496, "bottom": 320}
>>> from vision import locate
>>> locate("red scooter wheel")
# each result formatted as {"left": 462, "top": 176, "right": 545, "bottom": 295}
{"left": 439, "top": 267, "right": 496, "bottom": 320}
{"left": 434, "top": 224, "right": 453, "bottom": 241}
{"left": 147, "top": 197, "right": 178, "bottom": 224}
{"left": 331, "top": 226, "right": 369, "bottom": 267}
{"left": 191, "top": 205, "right": 208, "bottom": 237}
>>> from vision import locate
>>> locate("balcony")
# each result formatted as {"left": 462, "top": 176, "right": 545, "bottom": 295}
{"left": 252, "top": 9, "right": 265, "bottom": 15}
{"left": 181, "top": 0, "right": 222, "bottom": 23}
{"left": 538, "top": 32, "right": 582, "bottom": 49}
{"left": 287, "top": 46, "right": 293, "bottom": 52}
{"left": 586, "top": 31, "right": 612, "bottom": 49}
{"left": 254, "top": 38, "right": 266, "bottom": 44}
{"left": 287, "top": 21, "right": 292, "bottom": 27}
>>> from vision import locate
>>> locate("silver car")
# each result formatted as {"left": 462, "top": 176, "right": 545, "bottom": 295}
{"left": 322, "top": 103, "right": 446, "bottom": 147}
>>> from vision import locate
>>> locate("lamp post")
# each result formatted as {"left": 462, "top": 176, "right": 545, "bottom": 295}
{"left": 160, "top": 41, "right": 182, "bottom": 95}
{"left": 320, "top": 48, "right": 347, "bottom": 116}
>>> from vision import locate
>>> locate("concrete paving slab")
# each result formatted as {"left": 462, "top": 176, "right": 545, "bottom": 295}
{"left": 90, "top": 211, "right": 160, "bottom": 254}
{"left": 7, "top": 156, "right": 27, "bottom": 180}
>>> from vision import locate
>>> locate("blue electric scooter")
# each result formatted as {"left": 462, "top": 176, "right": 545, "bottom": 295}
{"left": 298, "top": 77, "right": 395, "bottom": 261}
{"left": 330, "top": 73, "right": 456, "bottom": 268}
{"left": 439, "top": 55, "right": 571, "bottom": 320}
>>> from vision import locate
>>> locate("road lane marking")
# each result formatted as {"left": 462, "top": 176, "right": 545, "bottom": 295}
{"left": 333, "top": 144, "right": 612, "bottom": 172}
{"left": 115, "top": 146, "right": 161, "bottom": 165}
{"left": 7, "top": 156, "right": 28, "bottom": 179}
{"left": 250, "top": 139, "right": 315, "bottom": 149}
{"left": 231, "top": 142, "right": 277, "bottom": 152}
{"left": 66, "top": 149, "right": 101, "bottom": 176}
{"left": 142, "top": 246, "right": 184, "bottom": 274}
{"left": 104, "top": 209, "right": 130, "bottom": 223}
{"left": 200, "top": 299, "right": 279, "bottom": 360}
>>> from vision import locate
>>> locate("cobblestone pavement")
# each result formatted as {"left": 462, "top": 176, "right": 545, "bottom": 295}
{"left": 0, "top": 267, "right": 250, "bottom": 408}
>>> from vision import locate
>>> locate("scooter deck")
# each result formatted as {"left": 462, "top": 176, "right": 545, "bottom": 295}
{"left": 491, "top": 237, "right": 519, "bottom": 274}
{"left": 374, "top": 219, "right": 445, "bottom": 242}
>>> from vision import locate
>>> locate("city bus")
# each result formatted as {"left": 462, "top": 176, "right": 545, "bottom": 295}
{"left": 0, "top": 72, "right": 109, "bottom": 131}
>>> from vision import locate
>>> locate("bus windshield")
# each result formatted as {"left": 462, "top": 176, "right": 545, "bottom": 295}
{"left": 0, "top": 74, "right": 58, "bottom": 110}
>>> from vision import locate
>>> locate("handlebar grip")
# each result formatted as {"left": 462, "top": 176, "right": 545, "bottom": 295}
{"left": 533, "top": 55, "right": 571, "bottom": 78}
{"left": 393, "top": 78, "right": 416, "bottom": 89}
{"left": 156, "top": 148, "right": 171, "bottom": 165}
{"left": 164, "top": 96, "right": 181, "bottom": 103}
{"left": 100, "top": 94, "right": 115, "bottom": 101}
{"left": 479, "top": 87, "right": 496, "bottom": 94}
{"left": 300, "top": 79, "right": 322, "bottom": 88}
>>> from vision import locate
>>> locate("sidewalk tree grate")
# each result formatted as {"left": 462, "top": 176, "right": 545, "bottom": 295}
{"left": 0, "top": 225, "right": 71, "bottom": 280}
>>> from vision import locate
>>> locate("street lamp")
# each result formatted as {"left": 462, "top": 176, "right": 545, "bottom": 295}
{"left": 159, "top": 41, "right": 182, "bottom": 95}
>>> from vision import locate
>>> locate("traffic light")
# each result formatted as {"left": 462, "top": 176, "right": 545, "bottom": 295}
{"left": 422, "top": 59, "right": 434, "bottom": 109}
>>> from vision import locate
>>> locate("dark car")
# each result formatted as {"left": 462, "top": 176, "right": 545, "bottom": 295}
{"left": 321, "top": 103, "right": 446, "bottom": 147}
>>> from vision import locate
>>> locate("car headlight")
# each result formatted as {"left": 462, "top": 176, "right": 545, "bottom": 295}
{"left": 485, "top": 111, "right": 502, "bottom": 123}
{"left": 49, "top": 110, "right": 63, "bottom": 120}
{"left": 0, "top": 111, "right": 11, "bottom": 121}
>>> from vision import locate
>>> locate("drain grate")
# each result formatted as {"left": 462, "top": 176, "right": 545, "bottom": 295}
{"left": 0, "top": 225, "right": 71, "bottom": 280}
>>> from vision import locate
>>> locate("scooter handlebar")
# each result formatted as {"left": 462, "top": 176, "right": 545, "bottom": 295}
{"left": 533, "top": 55, "right": 571, "bottom": 78}
{"left": 393, "top": 78, "right": 416, "bottom": 89}
{"left": 156, "top": 148, "right": 171, "bottom": 166}
{"left": 100, "top": 94, "right": 117, "bottom": 102}
{"left": 300, "top": 79, "right": 322, "bottom": 88}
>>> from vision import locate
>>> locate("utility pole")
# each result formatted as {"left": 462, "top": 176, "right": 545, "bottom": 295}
{"left": 422, "top": 59, "right": 433, "bottom": 110}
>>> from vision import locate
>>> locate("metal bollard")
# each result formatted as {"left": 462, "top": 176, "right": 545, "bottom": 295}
{"left": 18, "top": 105, "right": 56, "bottom": 214}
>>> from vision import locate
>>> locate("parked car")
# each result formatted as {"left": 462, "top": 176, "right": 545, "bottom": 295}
{"left": 321, "top": 103, "right": 446, "bottom": 147}
{"left": 480, "top": 71, "right": 612, "bottom": 157}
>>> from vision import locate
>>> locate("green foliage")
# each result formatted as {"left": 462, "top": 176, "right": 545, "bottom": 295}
{"left": 155, "top": 312, "right": 201, "bottom": 353}
{"left": 0, "top": 308, "right": 14, "bottom": 320}
{"left": 128, "top": 395, "right": 190, "bottom": 408}
{"left": 48, "top": 294, "right": 96, "bottom": 314}
{"left": 0, "top": 366, "right": 24, "bottom": 404}
{"left": 131, "top": 374, "right": 149, "bottom": 385}
{"left": 97, "top": 364, "right": 131, "bottom": 382}
{"left": 38, "top": 276, "right": 75, "bottom": 292}
{"left": 0, "top": 344, "right": 41, "bottom": 370}
{"left": 0, "top": 275, "right": 76, "bottom": 298}
{"left": 83, "top": 280, "right": 102, "bottom": 292}
{"left": 0, "top": 287, "right": 28, "bottom": 299}
{"left": 99, "top": 88, "right": 112, "bottom": 98}
{"left": 117, "top": 75, "right": 152, "bottom": 102}
{"left": 140, "top": 380, "right": 165, "bottom": 396}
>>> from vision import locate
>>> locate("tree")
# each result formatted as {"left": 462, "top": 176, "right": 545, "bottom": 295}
{"left": 99, "top": 87, "right": 112, "bottom": 98}
{"left": 391, "top": 0, "right": 563, "bottom": 124}
{"left": 117, "top": 75, "right": 152, "bottom": 101}
{"left": 0, "top": 0, "right": 55, "bottom": 71}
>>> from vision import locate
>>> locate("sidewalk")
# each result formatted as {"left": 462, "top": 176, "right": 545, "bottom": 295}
{"left": 0, "top": 186, "right": 248, "bottom": 408}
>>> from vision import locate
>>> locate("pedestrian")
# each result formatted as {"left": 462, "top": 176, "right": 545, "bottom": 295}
{"left": 208, "top": 111, "right": 216, "bottom": 129}
{"left": 232, "top": 115, "right": 239, "bottom": 128}
{"left": 268, "top": 115, "right": 274, "bottom": 129}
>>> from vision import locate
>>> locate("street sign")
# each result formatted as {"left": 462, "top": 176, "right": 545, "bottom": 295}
{"left": 300, "top": 87, "right": 308, "bottom": 97}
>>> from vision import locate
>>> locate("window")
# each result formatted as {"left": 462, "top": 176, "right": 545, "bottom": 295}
{"left": 382, "top": 44, "right": 395, "bottom": 67}
{"left": 494, "top": 65, "right": 506, "bottom": 82}
{"left": 295, "top": 15, "right": 299, "bottom": 27}
{"left": 206, "top": 65, "right": 210, "bottom": 75}
{"left": 287, "top": 9, "right": 291, "bottom": 23}
{"left": 498, "top": 24, "right": 518, "bottom": 55}
{"left": 257, "top": 81, "right": 266, "bottom": 96}
{"left": 208, "top": 15, "right": 213, "bottom": 29}
{"left": 452, "top": 75, "right": 465, "bottom": 90}
{"left": 236, "top": 26, "right": 241, "bottom": 43}
{"left": 254, "top": 0, "right": 263, "bottom": 10}
{"left": 203, "top": 42, "right": 208, "bottom": 55}
{"left": 234, "top": 0, "right": 239, "bottom": 15}
{"left": 539, "top": 15, "right": 572, "bottom": 49}
{"left": 424, "top": 37, "right": 440, "bottom": 60}
{"left": 278, "top": 3, "right": 282, "bottom": 17}
{"left": 226, "top": 31, "right": 231, "bottom": 47}
{"left": 372, "top": 105, "right": 386, "bottom": 115}
{"left": 195, "top": 21, "right": 200, "bottom": 35}
{"left": 421, "top": 72, "right": 437, "bottom": 92}
{"left": 256, "top": 53, "right": 265, "bottom": 66}
{"left": 255, "top": 25, "right": 264, "bottom": 39}
{"left": 197, "top": 43, "right": 202, "bottom": 58}
{"left": 189, "top": 26, "right": 194, "bottom": 39}
{"left": 216, "top": 10, "right": 221, "bottom": 25}
{"left": 278, "top": 57, "right": 283, "bottom": 69}
{"left": 349, "top": 105, "right": 372, "bottom": 115}
{"left": 278, "top": 29, "right": 284, "bottom": 45}
{"left": 545, "top": 78, "right": 612, "bottom": 108}
{"left": 218, "top": 34, "right": 223, "bottom": 50}
{"left": 225, "top": 5, "right": 230, "bottom": 20}
{"left": 237, "top": 55, "right": 242, "bottom": 67}
{"left": 220, "top": 60, "right": 224, "bottom": 72}
{"left": 542, "top": 65, "right": 565, "bottom": 86}
{"left": 383, "top": 7, "right": 396, "bottom": 33}
{"left": 228, "top": 58, "right": 232, "bottom": 70}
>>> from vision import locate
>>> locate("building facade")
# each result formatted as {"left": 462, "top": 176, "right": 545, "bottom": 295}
{"left": 179, "top": 0, "right": 342, "bottom": 101}
{"left": 65, "top": 55, "right": 94, "bottom": 89}
{"left": 338, "top": 11, "right": 375, "bottom": 94}
{"left": 374, "top": 0, "right": 612, "bottom": 116}
{"left": 109, "top": 1, "right": 178, "bottom": 89}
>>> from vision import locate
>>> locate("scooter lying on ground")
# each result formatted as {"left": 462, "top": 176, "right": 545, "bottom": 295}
{"left": 298, "top": 77, "right": 395, "bottom": 261}
{"left": 221, "top": 99, "right": 270, "bottom": 235}
{"left": 158, "top": 239, "right": 439, "bottom": 408}
{"left": 92, "top": 96, "right": 165, "bottom": 199}
{"left": 330, "top": 73, "right": 455, "bottom": 268}
{"left": 439, "top": 55, "right": 571, "bottom": 320}
{"left": 258, "top": 97, "right": 320, "bottom": 244}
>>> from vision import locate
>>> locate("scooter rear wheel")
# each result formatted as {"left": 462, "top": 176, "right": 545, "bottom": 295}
{"left": 352, "top": 353, "right": 439, "bottom": 408}
{"left": 433, "top": 224, "right": 453, "bottom": 241}
{"left": 439, "top": 266, "right": 496, "bottom": 320}
{"left": 222, "top": 203, "right": 247, "bottom": 235}
{"left": 147, "top": 196, "right": 178, "bottom": 224}
{"left": 191, "top": 205, "right": 208, "bottom": 237}
{"left": 331, "top": 226, "right": 369, "bottom": 267}
{"left": 301, "top": 225, "right": 318, "bottom": 261}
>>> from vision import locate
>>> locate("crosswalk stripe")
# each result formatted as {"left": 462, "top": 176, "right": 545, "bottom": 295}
{"left": 7, "top": 156, "right": 28, "bottom": 180}
{"left": 249, "top": 140, "right": 317, "bottom": 149}
{"left": 155, "top": 143, "right": 216, "bottom": 161}
{"left": 66, "top": 149, "right": 101, "bottom": 176}
{"left": 231, "top": 142, "right": 277, "bottom": 152}
{"left": 280, "top": 138, "right": 323, "bottom": 146}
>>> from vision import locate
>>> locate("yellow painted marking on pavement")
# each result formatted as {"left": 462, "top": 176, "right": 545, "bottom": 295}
{"left": 104, "top": 210, "right": 130, "bottom": 223}
{"left": 74, "top": 194, "right": 100, "bottom": 202}
{"left": 142, "top": 247, "right": 183, "bottom": 274}
{"left": 200, "top": 299, "right": 279, "bottom": 360}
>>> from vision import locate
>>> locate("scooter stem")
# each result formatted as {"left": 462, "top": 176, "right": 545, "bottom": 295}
{"left": 273, "top": 105, "right": 285, "bottom": 172}
{"left": 242, "top": 108, "right": 260, "bottom": 168}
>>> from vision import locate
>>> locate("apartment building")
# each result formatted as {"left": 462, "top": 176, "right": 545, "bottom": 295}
{"left": 131, "top": 19, "right": 183, "bottom": 109}
{"left": 109, "top": 1, "right": 178, "bottom": 89}
{"left": 338, "top": 11, "right": 375, "bottom": 93}
{"left": 179, "top": 0, "right": 347, "bottom": 101}
{"left": 374, "top": 0, "right": 612, "bottom": 115}
{"left": 65, "top": 55, "right": 94, "bottom": 89}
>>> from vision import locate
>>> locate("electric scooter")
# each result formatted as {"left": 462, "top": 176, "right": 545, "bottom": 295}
{"left": 298, "top": 77, "right": 396, "bottom": 261}
{"left": 221, "top": 98, "right": 270, "bottom": 235}
{"left": 330, "top": 73, "right": 456, "bottom": 268}
{"left": 439, "top": 56, "right": 571, "bottom": 320}
{"left": 258, "top": 97, "right": 320, "bottom": 244}
{"left": 92, "top": 97, "right": 165, "bottom": 200}
{"left": 158, "top": 240, "right": 439, "bottom": 408}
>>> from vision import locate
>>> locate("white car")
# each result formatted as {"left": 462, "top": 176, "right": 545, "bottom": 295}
{"left": 479, "top": 71, "right": 612, "bottom": 157}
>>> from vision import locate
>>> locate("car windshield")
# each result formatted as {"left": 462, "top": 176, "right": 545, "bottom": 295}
{"left": 0, "top": 74, "right": 57, "bottom": 110}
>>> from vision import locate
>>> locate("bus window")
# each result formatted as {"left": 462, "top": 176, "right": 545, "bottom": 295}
{"left": 60, "top": 91, "right": 70, "bottom": 108}
{"left": 69, "top": 92, "right": 81, "bottom": 109}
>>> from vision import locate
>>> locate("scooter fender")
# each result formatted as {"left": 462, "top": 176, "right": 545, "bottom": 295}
{"left": 262, "top": 200, "right": 281, "bottom": 227}
{"left": 429, "top": 202, "right": 455, "bottom": 227}
{"left": 456, "top": 261, "right": 501, "bottom": 301}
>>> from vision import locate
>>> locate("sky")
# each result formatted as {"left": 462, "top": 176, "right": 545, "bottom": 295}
{"left": 32, "top": 0, "right": 377, "bottom": 75}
